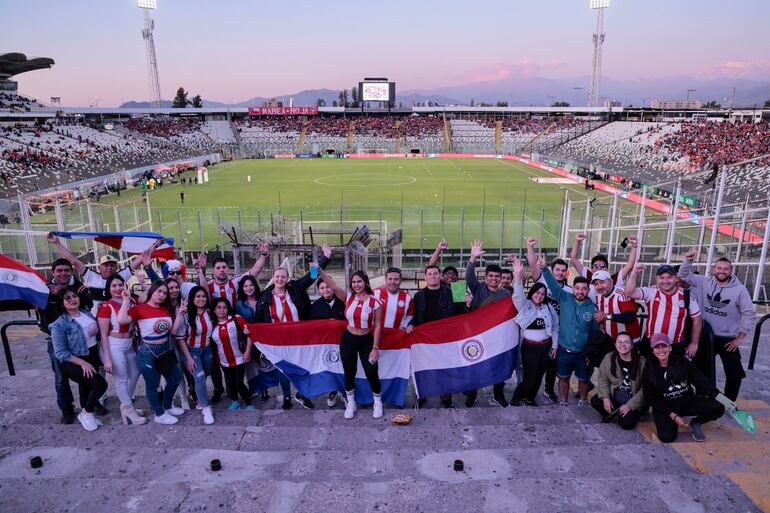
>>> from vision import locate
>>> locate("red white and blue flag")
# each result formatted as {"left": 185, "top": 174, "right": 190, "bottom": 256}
{"left": 52, "top": 231, "right": 175, "bottom": 259}
{"left": 248, "top": 320, "right": 411, "bottom": 406}
{"left": 0, "top": 254, "right": 50, "bottom": 309}
{"left": 410, "top": 300, "right": 519, "bottom": 398}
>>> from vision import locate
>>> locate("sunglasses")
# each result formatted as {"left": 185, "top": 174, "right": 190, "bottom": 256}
{"left": 167, "top": 271, "right": 182, "bottom": 276}
{"left": 592, "top": 263, "right": 607, "bottom": 269}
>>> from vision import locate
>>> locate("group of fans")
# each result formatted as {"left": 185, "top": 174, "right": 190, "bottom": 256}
{"left": 41, "top": 232, "right": 756, "bottom": 443}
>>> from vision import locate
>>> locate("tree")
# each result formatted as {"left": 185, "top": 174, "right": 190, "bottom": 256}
{"left": 172, "top": 87, "right": 189, "bottom": 108}
{"left": 496, "top": 101, "right": 509, "bottom": 107}
{"left": 351, "top": 85, "right": 359, "bottom": 108}
{"left": 332, "top": 100, "right": 338, "bottom": 107}
{"left": 342, "top": 89, "right": 349, "bottom": 108}
{"left": 704, "top": 100, "right": 721, "bottom": 108}
{"left": 765, "top": 99, "right": 770, "bottom": 108}
{"left": 551, "top": 101, "right": 570, "bottom": 107}
{"left": 316, "top": 98, "right": 326, "bottom": 107}
{"left": 398, "top": 102, "right": 404, "bottom": 109}
{"left": 190, "top": 95, "right": 203, "bottom": 108}
{"left": 470, "top": 98, "right": 475, "bottom": 107}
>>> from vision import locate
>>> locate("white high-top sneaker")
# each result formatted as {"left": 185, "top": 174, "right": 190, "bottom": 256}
{"left": 372, "top": 394, "right": 383, "bottom": 419}
{"left": 344, "top": 391, "right": 357, "bottom": 419}
{"left": 202, "top": 406, "right": 215, "bottom": 425}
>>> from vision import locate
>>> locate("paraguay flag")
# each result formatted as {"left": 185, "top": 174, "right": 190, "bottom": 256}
{"left": 248, "top": 320, "right": 411, "bottom": 406}
{"left": 245, "top": 355, "right": 282, "bottom": 396}
{"left": 51, "top": 231, "right": 175, "bottom": 259}
{"left": 0, "top": 254, "right": 49, "bottom": 309}
{"left": 410, "top": 299, "right": 519, "bottom": 398}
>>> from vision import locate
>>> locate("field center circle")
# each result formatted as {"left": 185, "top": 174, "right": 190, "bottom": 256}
{"left": 314, "top": 173, "right": 417, "bottom": 187}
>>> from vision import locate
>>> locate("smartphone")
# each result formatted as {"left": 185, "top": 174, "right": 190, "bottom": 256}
{"left": 131, "top": 284, "right": 145, "bottom": 295}
{"left": 620, "top": 237, "right": 629, "bottom": 249}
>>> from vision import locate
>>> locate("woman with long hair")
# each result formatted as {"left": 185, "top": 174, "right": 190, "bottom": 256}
{"left": 509, "top": 257, "right": 559, "bottom": 407}
{"left": 50, "top": 286, "right": 109, "bottom": 431}
{"left": 96, "top": 273, "right": 145, "bottom": 425}
{"left": 235, "top": 274, "right": 271, "bottom": 401}
{"left": 117, "top": 280, "right": 184, "bottom": 424}
{"left": 317, "top": 268, "right": 383, "bottom": 419}
{"left": 172, "top": 286, "right": 215, "bottom": 424}
{"left": 591, "top": 331, "right": 646, "bottom": 429}
{"left": 253, "top": 244, "right": 332, "bottom": 410}
{"left": 209, "top": 297, "right": 254, "bottom": 410}
{"left": 310, "top": 277, "right": 346, "bottom": 407}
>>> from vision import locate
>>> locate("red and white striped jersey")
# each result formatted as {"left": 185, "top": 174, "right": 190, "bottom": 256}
{"left": 211, "top": 315, "right": 248, "bottom": 367}
{"left": 639, "top": 287, "right": 701, "bottom": 344}
{"left": 97, "top": 299, "right": 135, "bottom": 334}
{"left": 178, "top": 311, "right": 214, "bottom": 349}
{"left": 345, "top": 293, "right": 381, "bottom": 330}
{"left": 127, "top": 304, "right": 173, "bottom": 343}
{"left": 373, "top": 288, "right": 414, "bottom": 329}
{"left": 207, "top": 274, "right": 244, "bottom": 308}
{"left": 595, "top": 288, "right": 642, "bottom": 341}
{"left": 269, "top": 292, "right": 299, "bottom": 323}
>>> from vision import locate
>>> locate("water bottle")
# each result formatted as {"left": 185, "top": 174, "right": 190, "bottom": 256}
{"left": 310, "top": 246, "right": 319, "bottom": 279}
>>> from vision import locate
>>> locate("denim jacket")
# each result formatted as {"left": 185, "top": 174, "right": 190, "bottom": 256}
{"left": 512, "top": 281, "right": 559, "bottom": 347}
{"left": 50, "top": 309, "right": 98, "bottom": 362}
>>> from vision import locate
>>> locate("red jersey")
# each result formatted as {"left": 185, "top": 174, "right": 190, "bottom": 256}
{"left": 344, "top": 293, "right": 380, "bottom": 330}
{"left": 97, "top": 299, "right": 135, "bottom": 334}
{"left": 373, "top": 288, "right": 414, "bottom": 329}
{"left": 638, "top": 287, "right": 701, "bottom": 344}
{"left": 595, "top": 289, "right": 642, "bottom": 341}
{"left": 179, "top": 311, "right": 214, "bottom": 349}
{"left": 269, "top": 292, "right": 299, "bottom": 323}
{"left": 207, "top": 274, "right": 244, "bottom": 308}
{"left": 211, "top": 315, "right": 248, "bottom": 367}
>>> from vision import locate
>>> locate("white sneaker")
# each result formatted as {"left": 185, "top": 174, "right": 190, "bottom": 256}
{"left": 77, "top": 411, "right": 98, "bottom": 432}
{"left": 166, "top": 406, "right": 185, "bottom": 416}
{"left": 344, "top": 400, "right": 357, "bottom": 419}
{"left": 154, "top": 412, "right": 179, "bottom": 425}
{"left": 202, "top": 407, "right": 215, "bottom": 425}
{"left": 372, "top": 401, "right": 383, "bottom": 419}
{"left": 326, "top": 392, "right": 338, "bottom": 408}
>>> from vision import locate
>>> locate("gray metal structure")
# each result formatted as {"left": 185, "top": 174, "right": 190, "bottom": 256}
{"left": 139, "top": 0, "right": 163, "bottom": 109}
{"left": 588, "top": 0, "right": 609, "bottom": 108}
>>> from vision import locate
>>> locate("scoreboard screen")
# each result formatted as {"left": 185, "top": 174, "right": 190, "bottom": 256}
{"left": 359, "top": 79, "right": 395, "bottom": 103}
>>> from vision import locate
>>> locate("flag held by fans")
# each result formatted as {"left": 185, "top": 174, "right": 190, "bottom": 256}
{"left": 52, "top": 231, "right": 175, "bottom": 259}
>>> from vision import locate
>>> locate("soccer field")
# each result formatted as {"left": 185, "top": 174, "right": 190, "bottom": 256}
{"left": 32, "top": 158, "right": 602, "bottom": 254}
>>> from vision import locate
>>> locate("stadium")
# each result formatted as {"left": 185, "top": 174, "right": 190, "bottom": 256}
{"left": 1, "top": 1, "right": 770, "bottom": 512}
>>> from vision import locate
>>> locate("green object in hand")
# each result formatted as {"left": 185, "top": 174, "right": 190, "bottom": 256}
{"left": 451, "top": 281, "right": 467, "bottom": 303}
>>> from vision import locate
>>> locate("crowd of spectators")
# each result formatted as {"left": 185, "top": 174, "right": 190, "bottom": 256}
{"left": 0, "top": 92, "right": 47, "bottom": 112}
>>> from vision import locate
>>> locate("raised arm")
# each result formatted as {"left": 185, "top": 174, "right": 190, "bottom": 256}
{"left": 541, "top": 266, "right": 566, "bottom": 304}
{"left": 426, "top": 240, "right": 448, "bottom": 268}
{"left": 318, "top": 268, "right": 346, "bottom": 302}
{"left": 294, "top": 244, "right": 332, "bottom": 291}
{"left": 570, "top": 233, "right": 586, "bottom": 276}
{"left": 526, "top": 236, "right": 541, "bottom": 280}
{"left": 192, "top": 251, "right": 208, "bottom": 287}
{"left": 47, "top": 233, "right": 86, "bottom": 276}
{"left": 248, "top": 241, "right": 270, "bottom": 277}
{"left": 116, "top": 288, "right": 133, "bottom": 324}
{"left": 623, "top": 264, "right": 645, "bottom": 300}
{"left": 509, "top": 255, "right": 526, "bottom": 311}
{"left": 618, "top": 236, "right": 638, "bottom": 281}
{"left": 465, "top": 240, "right": 484, "bottom": 295}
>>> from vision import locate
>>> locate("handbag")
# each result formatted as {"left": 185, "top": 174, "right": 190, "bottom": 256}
{"left": 612, "top": 388, "right": 633, "bottom": 405}
{"left": 147, "top": 344, "right": 178, "bottom": 375}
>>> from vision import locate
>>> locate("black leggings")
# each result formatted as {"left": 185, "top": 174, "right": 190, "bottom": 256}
{"left": 60, "top": 345, "right": 108, "bottom": 413}
{"left": 512, "top": 341, "right": 551, "bottom": 403}
{"left": 653, "top": 396, "right": 725, "bottom": 443}
{"left": 340, "top": 330, "right": 381, "bottom": 394}
{"left": 221, "top": 364, "right": 250, "bottom": 402}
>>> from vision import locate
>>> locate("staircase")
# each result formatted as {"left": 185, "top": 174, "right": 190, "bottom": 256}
{"left": 296, "top": 123, "right": 309, "bottom": 153}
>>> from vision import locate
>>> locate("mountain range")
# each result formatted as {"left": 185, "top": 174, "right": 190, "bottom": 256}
{"left": 119, "top": 75, "right": 770, "bottom": 109}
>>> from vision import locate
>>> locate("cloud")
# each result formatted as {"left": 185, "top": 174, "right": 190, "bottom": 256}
{"left": 701, "top": 59, "right": 770, "bottom": 79}
{"left": 463, "top": 60, "right": 567, "bottom": 83}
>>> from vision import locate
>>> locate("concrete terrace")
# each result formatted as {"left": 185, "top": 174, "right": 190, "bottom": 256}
{"left": 0, "top": 310, "right": 768, "bottom": 513}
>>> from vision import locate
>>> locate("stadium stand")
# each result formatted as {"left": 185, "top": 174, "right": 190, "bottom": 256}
{"left": 0, "top": 92, "right": 48, "bottom": 112}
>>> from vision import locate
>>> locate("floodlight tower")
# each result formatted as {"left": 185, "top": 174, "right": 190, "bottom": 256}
{"left": 588, "top": 0, "right": 609, "bottom": 107}
{"left": 138, "top": 0, "right": 163, "bottom": 109}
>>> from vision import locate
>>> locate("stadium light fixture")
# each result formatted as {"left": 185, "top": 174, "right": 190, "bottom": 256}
{"left": 590, "top": 0, "right": 610, "bottom": 9}
{"left": 138, "top": 0, "right": 157, "bottom": 10}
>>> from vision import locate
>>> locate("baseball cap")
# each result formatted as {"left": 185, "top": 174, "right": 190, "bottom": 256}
{"left": 656, "top": 265, "right": 676, "bottom": 276}
{"left": 650, "top": 333, "right": 672, "bottom": 347}
{"left": 99, "top": 254, "right": 118, "bottom": 265}
{"left": 591, "top": 270, "right": 612, "bottom": 282}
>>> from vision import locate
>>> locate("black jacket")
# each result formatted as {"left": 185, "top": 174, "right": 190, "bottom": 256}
{"left": 254, "top": 255, "right": 330, "bottom": 323}
{"left": 412, "top": 286, "right": 455, "bottom": 326}
{"left": 39, "top": 278, "right": 93, "bottom": 335}
{"left": 642, "top": 354, "right": 719, "bottom": 416}
{"left": 309, "top": 296, "right": 345, "bottom": 320}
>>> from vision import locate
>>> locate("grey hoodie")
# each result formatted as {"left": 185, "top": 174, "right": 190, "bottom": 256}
{"left": 678, "top": 259, "right": 756, "bottom": 337}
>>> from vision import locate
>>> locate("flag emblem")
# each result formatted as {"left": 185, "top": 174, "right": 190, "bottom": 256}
{"left": 461, "top": 339, "right": 484, "bottom": 361}
{"left": 323, "top": 349, "right": 342, "bottom": 368}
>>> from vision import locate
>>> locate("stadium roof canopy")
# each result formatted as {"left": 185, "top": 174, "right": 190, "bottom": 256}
{"left": 0, "top": 52, "right": 55, "bottom": 80}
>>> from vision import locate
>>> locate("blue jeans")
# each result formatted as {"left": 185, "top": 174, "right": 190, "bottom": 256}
{"left": 136, "top": 341, "right": 182, "bottom": 416}
{"left": 188, "top": 345, "right": 213, "bottom": 408}
{"left": 47, "top": 338, "right": 74, "bottom": 412}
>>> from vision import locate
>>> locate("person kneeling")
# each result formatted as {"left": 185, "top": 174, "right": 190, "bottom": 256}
{"left": 591, "top": 332, "right": 646, "bottom": 429}
{"left": 643, "top": 333, "right": 725, "bottom": 442}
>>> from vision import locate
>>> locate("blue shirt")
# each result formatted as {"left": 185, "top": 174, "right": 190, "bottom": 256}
{"left": 542, "top": 267, "right": 599, "bottom": 352}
